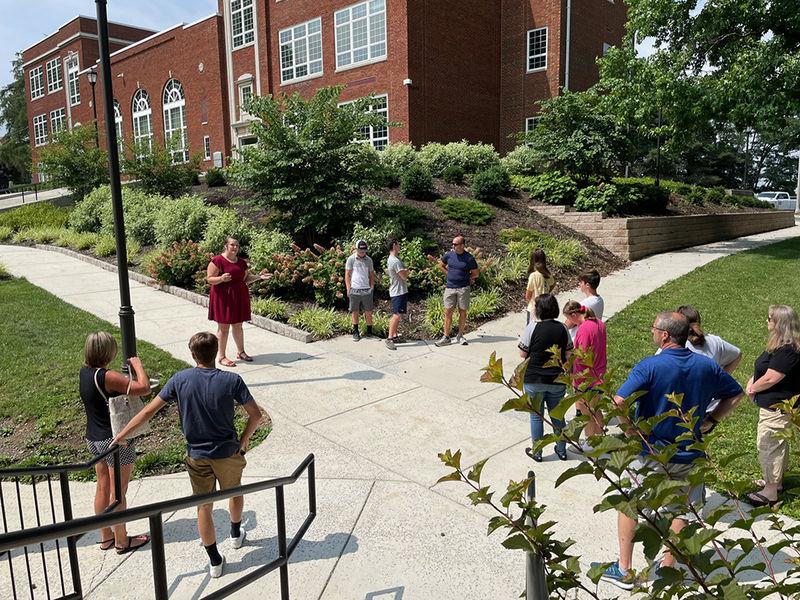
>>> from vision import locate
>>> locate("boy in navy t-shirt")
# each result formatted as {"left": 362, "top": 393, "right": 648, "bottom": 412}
{"left": 114, "top": 332, "right": 263, "bottom": 578}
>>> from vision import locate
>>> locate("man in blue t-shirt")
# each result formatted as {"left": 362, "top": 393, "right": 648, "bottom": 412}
{"left": 114, "top": 332, "right": 263, "bottom": 579}
{"left": 592, "top": 312, "right": 743, "bottom": 590}
{"left": 434, "top": 234, "right": 479, "bottom": 347}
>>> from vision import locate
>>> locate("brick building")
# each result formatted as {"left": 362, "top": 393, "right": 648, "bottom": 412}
{"left": 22, "top": 2, "right": 626, "bottom": 182}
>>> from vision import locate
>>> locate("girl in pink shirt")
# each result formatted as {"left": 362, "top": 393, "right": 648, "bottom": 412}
{"left": 563, "top": 301, "right": 607, "bottom": 443}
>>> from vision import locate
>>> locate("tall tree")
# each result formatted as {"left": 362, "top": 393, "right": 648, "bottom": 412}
{"left": 0, "top": 55, "right": 31, "bottom": 182}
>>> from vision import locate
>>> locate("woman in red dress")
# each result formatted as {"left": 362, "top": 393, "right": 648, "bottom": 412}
{"left": 206, "top": 237, "right": 270, "bottom": 366}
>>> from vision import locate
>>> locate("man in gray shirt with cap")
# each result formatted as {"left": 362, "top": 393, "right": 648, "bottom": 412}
{"left": 345, "top": 239, "right": 376, "bottom": 341}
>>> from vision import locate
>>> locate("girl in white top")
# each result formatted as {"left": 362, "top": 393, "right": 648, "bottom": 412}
{"left": 677, "top": 305, "right": 742, "bottom": 373}
{"left": 525, "top": 249, "right": 556, "bottom": 324}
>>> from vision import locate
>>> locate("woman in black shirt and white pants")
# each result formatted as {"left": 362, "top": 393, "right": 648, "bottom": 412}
{"left": 745, "top": 305, "right": 800, "bottom": 507}
{"left": 80, "top": 332, "right": 152, "bottom": 553}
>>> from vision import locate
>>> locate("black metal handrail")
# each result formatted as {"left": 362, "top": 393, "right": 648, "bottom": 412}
{"left": 0, "top": 452, "right": 316, "bottom": 600}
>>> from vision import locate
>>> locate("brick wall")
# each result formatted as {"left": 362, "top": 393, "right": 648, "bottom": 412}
{"left": 536, "top": 205, "right": 797, "bottom": 260}
{"left": 566, "top": 0, "right": 627, "bottom": 92}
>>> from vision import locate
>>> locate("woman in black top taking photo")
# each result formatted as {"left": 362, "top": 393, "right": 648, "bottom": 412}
{"left": 79, "top": 331, "right": 151, "bottom": 554}
{"left": 744, "top": 305, "right": 800, "bottom": 507}
{"left": 518, "top": 294, "right": 573, "bottom": 462}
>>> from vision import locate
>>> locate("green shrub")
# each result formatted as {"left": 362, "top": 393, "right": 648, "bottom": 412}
{"left": 523, "top": 172, "right": 578, "bottom": 205}
{"left": 685, "top": 186, "right": 706, "bottom": 205}
{"left": 68, "top": 185, "right": 110, "bottom": 233}
{"left": 575, "top": 182, "right": 666, "bottom": 216}
{"left": 500, "top": 144, "right": 539, "bottom": 176}
{"left": 471, "top": 167, "right": 511, "bottom": 204}
{"left": 380, "top": 143, "right": 418, "bottom": 185}
{"left": 70, "top": 232, "right": 101, "bottom": 250}
{"left": 705, "top": 186, "right": 728, "bottom": 204}
{"left": 123, "top": 139, "right": 201, "bottom": 198}
{"left": 722, "top": 194, "right": 773, "bottom": 209}
{"left": 92, "top": 234, "right": 117, "bottom": 257}
{"left": 402, "top": 237, "right": 445, "bottom": 296}
{"left": 289, "top": 307, "right": 343, "bottom": 339}
{"left": 11, "top": 227, "right": 64, "bottom": 244}
{"left": 251, "top": 296, "right": 290, "bottom": 321}
{"left": 247, "top": 229, "right": 293, "bottom": 272}
{"left": 148, "top": 240, "right": 212, "bottom": 288}
{"left": 400, "top": 162, "right": 433, "bottom": 199}
{"left": 441, "top": 165, "right": 465, "bottom": 185}
{"left": 137, "top": 248, "right": 162, "bottom": 272}
{"left": 98, "top": 188, "right": 165, "bottom": 246}
{"left": 0, "top": 263, "right": 10, "bottom": 280}
{"left": 423, "top": 294, "right": 446, "bottom": 336}
{"left": 611, "top": 178, "right": 670, "bottom": 214}
{"left": 468, "top": 288, "right": 503, "bottom": 319}
{"left": 0, "top": 226, "right": 12, "bottom": 241}
{"left": 373, "top": 203, "right": 429, "bottom": 235}
{"left": 575, "top": 183, "right": 624, "bottom": 214}
{"left": 0, "top": 203, "right": 70, "bottom": 231}
{"left": 436, "top": 197, "right": 494, "bottom": 225}
{"left": 205, "top": 168, "right": 227, "bottom": 187}
{"left": 38, "top": 124, "right": 109, "bottom": 200}
{"left": 265, "top": 244, "right": 348, "bottom": 307}
{"left": 201, "top": 207, "right": 254, "bottom": 253}
{"left": 499, "top": 228, "right": 586, "bottom": 271}
{"left": 154, "top": 195, "right": 210, "bottom": 246}
{"left": 419, "top": 140, "right": 500, "bottom": 177}
{"left": 126, "top": 239, "right": 141, "bottom": 263}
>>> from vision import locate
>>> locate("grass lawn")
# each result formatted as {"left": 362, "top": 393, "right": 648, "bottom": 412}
{"left": 0, "top": 276, "right": 269, "bottom": 480}
{"left": 605, "top": 236, "right": 800, "bottom": 518}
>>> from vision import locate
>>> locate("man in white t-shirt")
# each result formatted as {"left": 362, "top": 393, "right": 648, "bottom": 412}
{"left": 345, "top": 239, "right": 376, "bottom": 341}
{"left": 579, "top": 270, "right": 604, "bottom": 320}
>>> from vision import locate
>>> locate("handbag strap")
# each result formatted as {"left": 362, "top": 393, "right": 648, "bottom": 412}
{"left": 93, "top": 368, "right": 132, "bottom": 403}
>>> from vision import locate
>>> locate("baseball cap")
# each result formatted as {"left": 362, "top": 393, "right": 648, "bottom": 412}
{"left": 356, "top": 239, "right": 368, "bottom": 250}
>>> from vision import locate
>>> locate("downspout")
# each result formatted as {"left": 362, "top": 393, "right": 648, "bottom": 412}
{"left": 564, "top": 0, "right": 571, "bottom": 91}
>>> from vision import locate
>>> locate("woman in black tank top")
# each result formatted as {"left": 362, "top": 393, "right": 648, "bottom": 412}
{"left": 81, "top": 331, "right": 152, "bottom": 554}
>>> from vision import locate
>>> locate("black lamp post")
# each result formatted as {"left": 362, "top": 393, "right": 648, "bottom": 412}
{"left": 95, "top": 0, "right": 137, "bottom": 363}
{"left": 86, "top": 68, "right": 99, "bottom": 147}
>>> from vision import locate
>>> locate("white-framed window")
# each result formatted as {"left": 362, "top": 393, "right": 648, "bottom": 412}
{"left": 279, "top": 18, "right": 323, "bottom": 84}
{"left": 163, "top": 79, "right": 189, "bottom": 164}
{"left": 50, "top": 108, "right": 66, "bottom": 135}
{"left": 231, "top": 0, "right": 255, "bottom": 49}
{"left": 525, "top": 117, "right": 540, "bottom": 133}
{"left": 602, "top": 42, "right": 613, "bottom": 56}
{"left": 527, "top": 27, "right": 548, "bottom": 72}
{"left": 113, "top": 99, "right": 123, "bottom": 151}
{"left": 46, "top": 58, "right": 63, "bottom": 93}
{"left": 29, "top": 66, "right": 44, "bottom": 100}
{"left": 33, "top": 114, "right": 48, "bottom": 146}
{"left": 238, "top": 81, "right": 253, "bottom": 119}
{"left": 334, "top": 0, "right": 387, "bottom": 70}
{"left": 66, "top": 55, "right": 80, "bottom": 106}
{"left": 132, "top": 88, "right": 153, "bottom": 156}
{"left": 204, "top": 136, "right": 211, "bottom": 160}
{"left": 341, "top": 94, "right": 389, "bottom": 150}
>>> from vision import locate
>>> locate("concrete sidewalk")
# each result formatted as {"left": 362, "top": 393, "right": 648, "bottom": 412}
{"left": 0, "top": 187, "right": 70, "bottom": 211}
{"left": 1, "top": 219, "right": 798, "bottom": 600}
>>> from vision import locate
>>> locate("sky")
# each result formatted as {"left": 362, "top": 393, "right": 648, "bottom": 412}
{"left": 0, "top": 0, "right": 219, "bottom": 89}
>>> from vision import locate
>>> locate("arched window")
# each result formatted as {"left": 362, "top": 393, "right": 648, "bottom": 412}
{"left": 162, "top": 79, "right": 188, "bottom": 164}
{"left": 113, "top": 99, "right": 123, "bottom": 153}
{"left": 131, "top": 89, "right": 153, "bottom": 156}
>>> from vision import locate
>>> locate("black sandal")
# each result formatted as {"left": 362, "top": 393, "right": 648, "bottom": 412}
{"left": 741, "top": 492, "right": 780, "bottom": 508}
{"left": 97, "top": 538, "right": 115, "bottom": 551}
{"left": 115, "top": 534, "right": 150, "bottom": 555}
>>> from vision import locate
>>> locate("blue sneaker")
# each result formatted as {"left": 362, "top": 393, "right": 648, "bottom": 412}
{"left": 591, "top": 561, "right": 635, "bottom": 590}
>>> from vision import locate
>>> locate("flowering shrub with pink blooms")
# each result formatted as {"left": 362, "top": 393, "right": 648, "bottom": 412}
{"left": 148, "top": 241, "right": 212, "bottom": 288}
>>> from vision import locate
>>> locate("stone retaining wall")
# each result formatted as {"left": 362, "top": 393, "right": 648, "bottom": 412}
{"left": 35, "top": 244, "right": 315, "bottom": 343}
{"left": 535, "top": 206, "right": 796, "bottom": 260}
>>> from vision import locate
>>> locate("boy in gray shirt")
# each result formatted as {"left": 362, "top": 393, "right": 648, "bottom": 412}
{"left": 345, "top": 239, "right": 376, "bottom": 341}
{"left": 385, "top": 239, "right": 410, "bottom": 350}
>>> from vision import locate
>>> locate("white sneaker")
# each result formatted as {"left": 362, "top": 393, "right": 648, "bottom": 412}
{"left": 230, "top": 529, "right": 246, "bottom": 549}
{"left": 209, "top": 555, "right": 226, "bottom": 578}
{"left": 434, "top": 335, "right": 451, "bottom": 347}
{"left": 455, "top": 334, "right": 468, "bottom": 346}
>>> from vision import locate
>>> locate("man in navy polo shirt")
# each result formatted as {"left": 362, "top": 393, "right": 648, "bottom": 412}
{"left": 435, "top": 234, "right": 479, "bottom": 347}
{"left": 592, "top": 312, "right": 743, "bottom": 590}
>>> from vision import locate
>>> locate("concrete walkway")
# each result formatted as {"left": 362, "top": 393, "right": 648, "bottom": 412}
{"left": 0, "top": 187, "right": 71, "bottom": 211}
{"left": 1, "top": 219, "right": 798, "bottom": 600}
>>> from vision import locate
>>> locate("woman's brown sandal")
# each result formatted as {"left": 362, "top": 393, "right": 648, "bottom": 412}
{"left": 97, "top": 538, "right": 115, "bottom": 551}
{"left": 236, "top": 351, "right": 254, "bottom": 362}
{"left": 115, "top": 534, "right": 150, "bottom": 555}
{"left": 218, "top": 357, "right": 236, "bottom": 367}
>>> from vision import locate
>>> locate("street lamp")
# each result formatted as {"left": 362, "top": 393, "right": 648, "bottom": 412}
{"left": 86, "top": 68, "right": 99, "bottom": 146}
{"left": 95, "top": 0, "right": 137, "bottom": 364}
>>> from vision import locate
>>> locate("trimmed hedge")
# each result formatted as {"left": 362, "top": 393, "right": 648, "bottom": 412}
{"left": 523, "top": 172, "right": 578, "bottom": 205}
{"left": 471, "top": 167, "right": 511, "bottom": 204}
{"left": 436, "top": 197, "right": 494, "bottom": 225}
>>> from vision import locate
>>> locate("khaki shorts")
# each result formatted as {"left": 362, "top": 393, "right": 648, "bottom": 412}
{"left": 627, "top": 456, "right": 703, "bottom": 522}
{"left": 186, "top": 453, "right": 246, "bottom": 496}
{"left": 443, "top": 286, "right": 470, "bottom": 310}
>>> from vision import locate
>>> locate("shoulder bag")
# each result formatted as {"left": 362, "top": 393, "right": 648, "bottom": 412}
{"left": 94, "top": 369, "right": 151, "bottom": 438}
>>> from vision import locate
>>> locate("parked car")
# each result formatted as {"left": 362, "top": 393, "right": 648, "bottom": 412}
{"left": 756, "top": 191, "right": 798, "bottom": 211}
